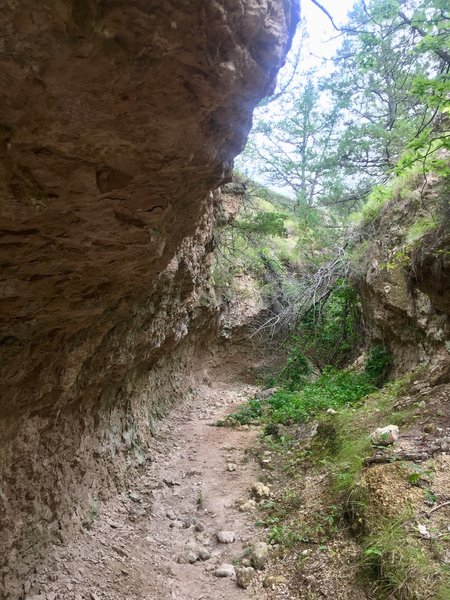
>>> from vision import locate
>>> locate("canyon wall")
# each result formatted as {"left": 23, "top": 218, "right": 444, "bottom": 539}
{"left": 356, "top": 176, "right": 450, "bottom": 383}
{"left": 0, "top": 1, "right": 299, "bottom": 596}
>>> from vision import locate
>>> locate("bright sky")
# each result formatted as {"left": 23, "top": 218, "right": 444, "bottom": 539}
{"left": 304, "top": 0, "right": 355, "bottom": 31}
{"left": 295, "top": 0, "right": 355, "bottom": 70}
{"left": 236, "top": 0, "right": 356, "bottom": 193}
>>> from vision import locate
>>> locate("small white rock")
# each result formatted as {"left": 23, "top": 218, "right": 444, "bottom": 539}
{"left": 326, "top": 408, "right": 336, "bottom": 415}
{"left": 217, "top": 530, "right": 236, "bottom": 544}
{"left": 227, "top": 463, "right": 236, "bottom": 472}
{"left": 417, "top": 523, "right": 431, "bottom": 539}
{"left": 215, "top": 564, "right": 235, "bottom": 578}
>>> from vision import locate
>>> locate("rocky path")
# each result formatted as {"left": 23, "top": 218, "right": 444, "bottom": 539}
{"left": 30, "top": 379, "right": 266, "bottom": 600}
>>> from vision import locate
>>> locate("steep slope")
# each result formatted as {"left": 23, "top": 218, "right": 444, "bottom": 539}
{"left": 0, "top": 1, "right": 299, "bottom": 596}
{"left": 355, "top": 175, "right": 450, "bottom": 382}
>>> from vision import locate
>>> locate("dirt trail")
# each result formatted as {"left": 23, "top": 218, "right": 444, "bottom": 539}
{"left": 30, "top": 378, "right": 265, "bottom": 600}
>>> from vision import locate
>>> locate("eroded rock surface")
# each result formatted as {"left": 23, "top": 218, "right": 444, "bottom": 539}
{"left": 0, "top": 1, "right": 298, "bottom": 595}
{"left": 356, "top": 179, "right": 450, "bottom": 380}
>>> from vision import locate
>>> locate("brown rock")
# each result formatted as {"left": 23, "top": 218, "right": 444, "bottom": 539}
{"left": 263, "top": 574, "right": 287, "bottom": 588}
{"left": 0, "top": 0, "right": 298, "bottom": 595}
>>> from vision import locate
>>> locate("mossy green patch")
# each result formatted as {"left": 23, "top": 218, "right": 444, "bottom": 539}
{"left": 219, "top": 368, "right": 375, "bottom": 427}
{"left": 314, "top": 376, "right": 415, "bottom": 495}
{"left": 405, "top": 215, "right": 438, "bottom": 245}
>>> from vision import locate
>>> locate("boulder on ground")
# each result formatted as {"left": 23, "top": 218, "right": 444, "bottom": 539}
{"left": 216, "top": 531, "right": 236, "bottom": 544}
{"left": 238, "top": 499, "right": 257, "bottom": 512}
{"left": 250, "top": 541, "right": 269, "bottom": 569}
{"left": 371, "top": 425, "right": 399, "bottom": 446}
{"left": 215, "top": 564, "right": 235, "bottom": 578}
{"left": 251, "top": 482, "right": 271, "bottom": 499}
{"left": 235, "top": 566, "right": 256, "bottom": 588}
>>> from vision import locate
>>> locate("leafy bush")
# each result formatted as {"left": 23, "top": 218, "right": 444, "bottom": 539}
{"left": 405, "top": 216, "right": 437, "bottom": 245}
{"left": 237, "top": 211, "right": 287, "bottom": 237}
{"left": 351, "top": 185, "right": 393, "bottom": 224}
{"left": 211, "top": 189, "right": 294, "bottom": 300}
{"left": 365, "top": 344, "right": 392, "bottom": 387}
{"left": 221, "top": 368, "right": 375, "bottom": 427}
{"left": 217, "top": 398, "right": 263, "bottom": 427}
{"left": 266, "top": 369, "right": 375, "bottom": 425}
{"left": 284, "top": 283, "right": 363, "bottom": 373}
{"left": 276, "top": 345, "right": 312, "bottom": 390}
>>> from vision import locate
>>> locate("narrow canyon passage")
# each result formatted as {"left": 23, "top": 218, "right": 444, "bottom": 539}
{"left": 2, "top": 2, "right": 449, "bottom": 599}
{"left": 29, "top": 372, "right": 266, "bottom": 600}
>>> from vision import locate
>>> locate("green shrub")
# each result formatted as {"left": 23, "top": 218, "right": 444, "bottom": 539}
{"left": 360, "top": 516, "right": 448, "bottom": 599}
{"left": 405, "top": 215, "right": 437, "bottom": 245}
{"left": 237, "top": 211, "right": 287, "bottom": 237}
{"left": 221, "top": 368, "right": 375, "bottom": 427}
{"left": 282, "top": 283, "right": 363, "bottom": 375}
{"left": 351, "top": 185, "right": 393, "bottom": 224}
{"left": 276, "top": 346, "right": 312, "bottom": 390}
{"left": 216, "top": 398, "right": 263, "bottom": 426}
{"left": 265, "top": 369, "right": 375, "bottom": 425}
{"left": 365, "top": 344, "right": 392, "bottom": 387}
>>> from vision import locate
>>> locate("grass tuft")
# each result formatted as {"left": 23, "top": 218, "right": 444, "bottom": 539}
{"left": 360, "top": 515, "right": 448, "bottom": 599}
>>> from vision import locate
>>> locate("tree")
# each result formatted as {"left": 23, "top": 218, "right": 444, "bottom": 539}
{"left": 241, "top": 0, "right": 449, "bottom": 213}
{"left": 327, "top": 0, "right": 448, "bottom": 179}
{"left": 246, "top": 75, "right": 344, "bottom": 209}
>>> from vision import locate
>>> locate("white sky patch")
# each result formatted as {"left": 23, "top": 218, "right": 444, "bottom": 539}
{"left": 302, "top": 0, "right": 354, "bottom": 64}
{"left": 236, "top": 0, "right": 356, "bottom": 196}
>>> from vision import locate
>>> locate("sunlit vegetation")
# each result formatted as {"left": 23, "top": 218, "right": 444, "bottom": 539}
{"left": 212, "top": 1, "right": 450, "bottom": 597}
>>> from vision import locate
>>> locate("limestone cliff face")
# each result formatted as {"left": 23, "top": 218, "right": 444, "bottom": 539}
{"left": 356, "top": 177, "right": 450, "bottom": 383}
{"left": 0, "top": 1, "right": 299, "bottom": 595}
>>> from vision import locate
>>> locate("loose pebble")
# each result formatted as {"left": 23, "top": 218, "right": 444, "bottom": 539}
{"left": 216, "top": 531, "right": 236, "bottom": 544}
{"left": 215, "top": 564, "right": 235, "bottom": 578}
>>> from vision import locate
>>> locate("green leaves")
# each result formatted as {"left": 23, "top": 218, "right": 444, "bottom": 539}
{"left": 365, "top": 344, "right": 392, "bottom": 387}
{"left": 252, "top": 370, "right": 374, "bottom": 426}
{"left": 287, "top": 283, "right": 363, "bottom": 371}
{"left": 241, "top": 0, "right": 449, "bottom": 217}
{"left": 237, "top": 211, "right": 287, "bottom": 237}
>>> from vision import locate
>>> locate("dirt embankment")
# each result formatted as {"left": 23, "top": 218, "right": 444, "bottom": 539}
{"left": 355, "top": 176, "right": 450, "bottom": 381}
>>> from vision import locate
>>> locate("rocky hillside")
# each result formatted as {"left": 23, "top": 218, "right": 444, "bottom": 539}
{"left": 355, "top": 174, "right": 450, "bottom": 383}
{"left": 0, "top": 1, "right": 299, "bottom": 596}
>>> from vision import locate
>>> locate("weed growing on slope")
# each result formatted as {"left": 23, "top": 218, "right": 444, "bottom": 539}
{"left": 313, "top": 376, "right": 416, "bottom": 495}
{"left": 365, "top": 344, "right": 392, "bottom": 387}
{"left": 360, "top": 515, "right": 450, "bottom": 600}
{"left": 218, "top": 368, "right": 375, "bottom": 427}
{"left": 241, "top": 368, "right": 450, "bottom": 597}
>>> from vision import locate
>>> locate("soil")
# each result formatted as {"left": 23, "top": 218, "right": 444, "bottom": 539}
{"left": 23, "top": 359, "right": 450, "bottom": 600}
{"left": 26, "top": 378, "right": 263, "bottom": 600}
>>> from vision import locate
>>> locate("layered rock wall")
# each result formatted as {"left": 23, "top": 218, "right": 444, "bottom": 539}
{"left": 356, "top": 177, "right": 450, "bottom": 382}
{"left": 0, "top": 1, "right": 299, "bottom": 596}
